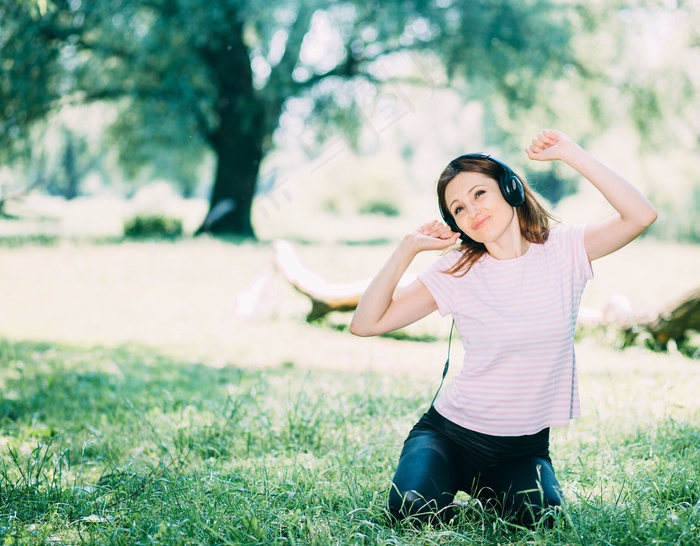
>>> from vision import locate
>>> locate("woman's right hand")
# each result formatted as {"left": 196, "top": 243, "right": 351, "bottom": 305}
{"left": 406, "top": 220, "right": 461, "bottom": 253}
{"left": 350, "top": 220, "right": 453, "bottom": 336}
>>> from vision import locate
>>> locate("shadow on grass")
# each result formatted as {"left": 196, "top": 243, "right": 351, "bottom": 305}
{"left": 315, "top": 318, "right": 438, "bottom": 342}
{"left": 0, "top": 337, "right": 427, "bottom": 543}
{"left": 0, "top": 339, "right": 249, "bottom": 429}
{"left": 2, "top": 338, "right": 698, "bottom": 544}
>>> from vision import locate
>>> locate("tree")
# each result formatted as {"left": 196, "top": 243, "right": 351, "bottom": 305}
{"left": 2, "top": 0, "right": 578, "bottom": 237}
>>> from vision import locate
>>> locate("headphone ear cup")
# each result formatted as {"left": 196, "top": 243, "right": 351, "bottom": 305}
{"left": 499, "top": 172, "right": 525, "bottom": 207}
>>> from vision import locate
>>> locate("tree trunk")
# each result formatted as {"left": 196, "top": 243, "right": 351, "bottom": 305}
{"left": 198, "top": 105, "right": 264, "bottom": 237}
{"left": 195, "top": 15, "right": 266, "bottom": 238}
{"left": 64, "top": 136, "right": 79, "bottom": 200}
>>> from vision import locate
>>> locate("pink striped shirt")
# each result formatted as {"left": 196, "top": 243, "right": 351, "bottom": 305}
{"left": 418, "top": 224, "right": 593, "bottom": 436}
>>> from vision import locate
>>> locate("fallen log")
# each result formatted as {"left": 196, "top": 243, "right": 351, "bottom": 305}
{"left": 617, "top": 287, "right": 700, "bottom": 349}
{"left": 272, "top": 239, "right": 415, "bottom": 322}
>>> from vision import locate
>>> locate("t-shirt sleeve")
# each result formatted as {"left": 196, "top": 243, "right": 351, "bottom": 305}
{"left": 552, "top": 224, "right": 594, "bottom": 281}
{"left": 417, "top": 250, "right": 462, "bottom": 317}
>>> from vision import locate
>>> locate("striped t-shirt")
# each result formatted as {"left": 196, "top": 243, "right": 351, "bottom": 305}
{"left": 417, "top": 224, "right": 593, "bottom": 436}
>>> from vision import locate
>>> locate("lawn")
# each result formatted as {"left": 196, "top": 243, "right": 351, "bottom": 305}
{"left": 0, "top": 232, "right": 699, "bottom": 544}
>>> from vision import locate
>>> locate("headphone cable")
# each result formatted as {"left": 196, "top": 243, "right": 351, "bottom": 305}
{"left": 430, "top": 318, "right": 455, "bottom": 407}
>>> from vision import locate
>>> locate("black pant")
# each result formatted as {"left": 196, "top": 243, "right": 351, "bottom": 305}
{"left": 389, "top": 407, "right": 563, "bottom": 526}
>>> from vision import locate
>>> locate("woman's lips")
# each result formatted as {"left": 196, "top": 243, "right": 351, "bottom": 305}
{"left": 471, "top": 216, "right": 490, "bottom": 230}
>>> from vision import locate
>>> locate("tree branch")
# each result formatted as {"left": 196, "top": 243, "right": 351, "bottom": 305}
{"left": 261, "top": 1, "right": 317, "bottom": 129}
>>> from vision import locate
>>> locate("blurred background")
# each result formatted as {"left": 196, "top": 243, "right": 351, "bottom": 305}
{"left": 1, "top": 0, "right": 699, "bottom": 364}
{"left": 3, "top": 5, "right": 700, "bottom": 543}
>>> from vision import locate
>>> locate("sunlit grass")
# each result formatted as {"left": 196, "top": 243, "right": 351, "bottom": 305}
{"left": 0, "top": 338, "right": 699, "bottom": 544}
{"left": 1, "top": 234, "right": 699, "bottom": 370}
{"left": 0, "top": 339, "right": 414, "bottom": 544}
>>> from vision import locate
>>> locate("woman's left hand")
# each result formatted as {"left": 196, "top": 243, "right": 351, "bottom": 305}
{"left": 526, "top": 128, "right": 658, "bottom": 262}
{"left": 525, "top": 129, "right": 578, "bottom": 162}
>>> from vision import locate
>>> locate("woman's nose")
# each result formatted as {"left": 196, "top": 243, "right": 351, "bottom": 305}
{"left": 466, "top": 202, "right": 480, "bottom": 218}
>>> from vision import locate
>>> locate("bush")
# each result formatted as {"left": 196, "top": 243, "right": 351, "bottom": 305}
{"left": 359, "top": 198, "right": 401, "bottom": 217}
{"left": 123, "top": 214, "right": 183, "bottom": 239}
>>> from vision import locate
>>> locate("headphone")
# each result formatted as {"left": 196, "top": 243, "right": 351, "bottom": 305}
{"left": 439, "top": 154, "right": 525, "bottom": 242}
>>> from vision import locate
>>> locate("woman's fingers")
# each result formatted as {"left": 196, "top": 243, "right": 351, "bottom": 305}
{"left": 530, "top": 139, "right": 545, "bottom": 152}
{"left": 410, "top": 221, "right": 460, "bottom": 251}
{"left": 539, "top": 130, "right": 557, "bottom": 143}
{"left": 419, "top": 220, "right": 439, "bottom": 234}
{"left": 541, "top": 128, "right": 562, "bottom": 142}
{"left": 526, "top": 129, "right": 563, "bottom": 161}
{"left": 438, "top": 225, "right": 457, "bottom": 239}
{"left": 419, "top": 221, "right": 457, "bottom": 239}
{"left": 531, "top": 133, "right": 556, "bottom": 150}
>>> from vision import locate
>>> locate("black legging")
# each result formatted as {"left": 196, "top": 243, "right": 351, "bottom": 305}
{"left": 389, "top": 407, "right": 563, "bottom": 527}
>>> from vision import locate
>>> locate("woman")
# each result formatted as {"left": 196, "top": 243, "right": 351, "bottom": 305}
{"left": 349, "top": 129, "right": 657, "bottom": 526}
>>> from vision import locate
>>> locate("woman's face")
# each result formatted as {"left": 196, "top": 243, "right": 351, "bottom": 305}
{"left": 444, "top": 171, "right": 517, "bottom": 244}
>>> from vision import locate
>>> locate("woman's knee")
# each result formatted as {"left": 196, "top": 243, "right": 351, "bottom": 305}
{"left": 388, "top": 429, "right": 460, "bottom": 524}
{"left": 476, "top": 457, "right": 564, "bottom": 527}
{"left": 512, "top": 483, "right": 563, "bottom": 527}
{"left": 388, "top": 486, "right": 454, "bottom": 524}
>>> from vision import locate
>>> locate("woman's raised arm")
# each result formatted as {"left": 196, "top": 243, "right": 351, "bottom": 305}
{"left": 349, "top": 221, "right": 459, "bottom": 337}
{"left": 526, "top": 129, "right": 658, "bottom": 261}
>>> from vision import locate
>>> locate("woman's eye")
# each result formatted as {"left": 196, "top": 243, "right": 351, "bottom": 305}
{"left": 454, "top": 206, "right": 463, "bottom": 215}
{"left": 475, "top": 190, "right": 485, "bottom": 199}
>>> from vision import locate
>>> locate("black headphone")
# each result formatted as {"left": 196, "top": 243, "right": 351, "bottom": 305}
{"left": 439, "top": 153, "right": 525, "bottom": 242}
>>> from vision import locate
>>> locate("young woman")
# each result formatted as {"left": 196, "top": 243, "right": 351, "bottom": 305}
{"left": 350, "top": 129, "right": 657, "bottom": 526}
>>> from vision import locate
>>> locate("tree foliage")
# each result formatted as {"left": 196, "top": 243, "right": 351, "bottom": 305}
{"left": 2, "top": 0, "right": 696, "bottom": 237}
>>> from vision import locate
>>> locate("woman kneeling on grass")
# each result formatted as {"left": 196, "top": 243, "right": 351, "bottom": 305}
{"left": 350, "top": 129, "right": 657, "bottom": 527}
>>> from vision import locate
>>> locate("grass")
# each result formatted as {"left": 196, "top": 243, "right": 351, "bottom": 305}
{"left": 0, "top": 339, "right": 415, "bottom": 544}
{"left": 0, "top": 202, "right": 699, "bottom": 543}
{"left": 0, "top": 338, "right": 698, "bottom": 544}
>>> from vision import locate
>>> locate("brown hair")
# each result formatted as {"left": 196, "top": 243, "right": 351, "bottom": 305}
{"left": 437, "top": 155, "right": 558, "bottom": 277}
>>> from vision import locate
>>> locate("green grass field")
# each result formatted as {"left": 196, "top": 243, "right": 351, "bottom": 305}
{"left": 1, "top": 228, "right": 699, "bottom": 544}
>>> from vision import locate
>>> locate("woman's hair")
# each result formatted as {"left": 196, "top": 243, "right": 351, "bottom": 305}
{"left": 437, "top": 155, "right": 557, "bottom": 277}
